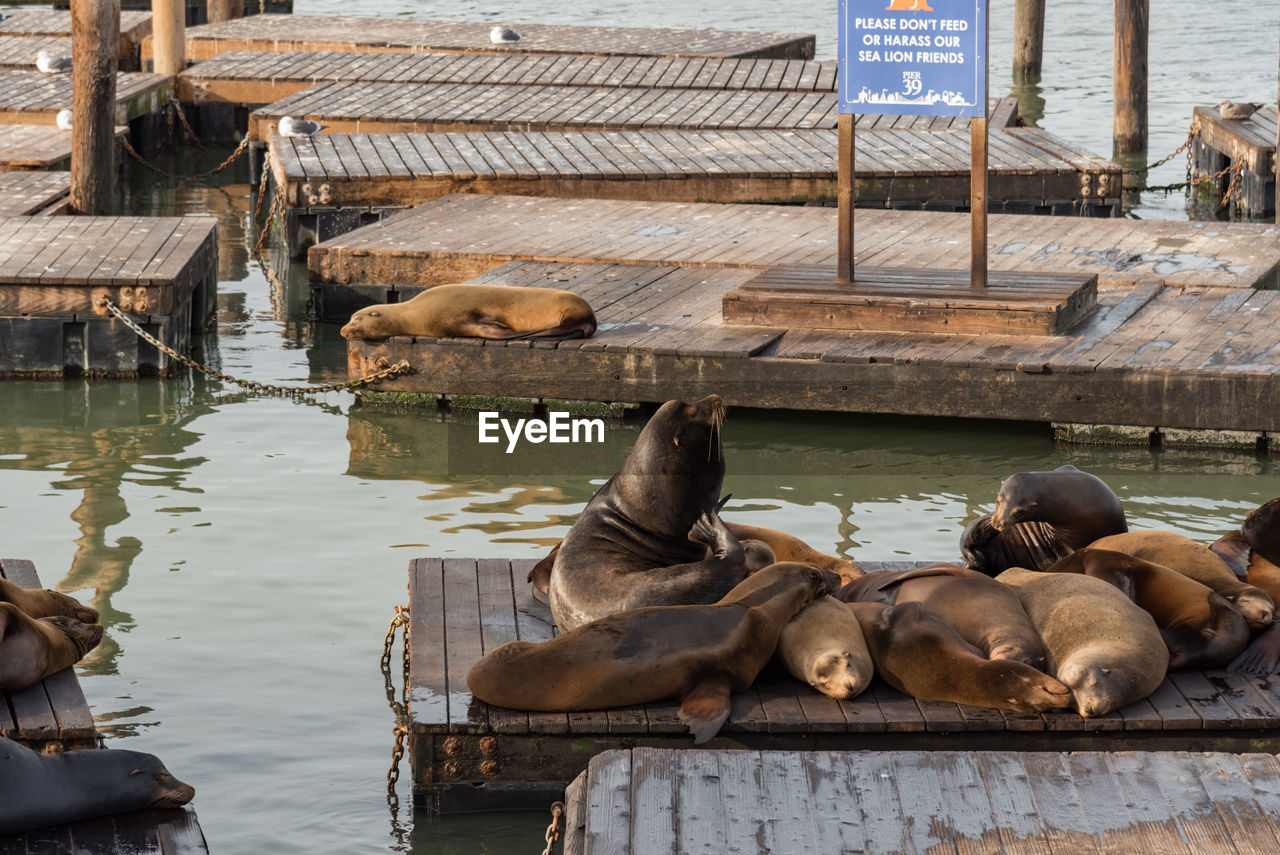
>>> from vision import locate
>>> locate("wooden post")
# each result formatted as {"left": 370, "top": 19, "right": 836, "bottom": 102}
{"left": 70, "top": 0, "right": 118, "bottom": 216}
{"left": 208, "top": 0, "right": 244, "bottom": 23}
{"left": 152, "top": 0, "right": 186, "bottom": 75}
{"left": 837, "top": 113, "right": 855, "bottom": 283}
{"left": 1013, "top": 0, "right": 1045, "bottom": 78}
{"left": 971, "top": 3, "right": 989, "bottom": 290}
{"left": 1113, "top": 0, "right": 1149, "bottom": 153}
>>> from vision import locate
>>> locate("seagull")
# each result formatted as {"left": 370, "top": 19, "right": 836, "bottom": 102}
{"left": 35, "top": 49, "right": 73, "bottom": 73}
{"left": 1217, "top": 100, "right": 1261, "bottom": 121}
{"left": 489, "top": 25, "right": 522, "bottom": 44}
{"left": 278, "top": 116, "right": 329, "bottom": 137}
{"left": 56, "top": 109, "right": 72, "bottom": 130}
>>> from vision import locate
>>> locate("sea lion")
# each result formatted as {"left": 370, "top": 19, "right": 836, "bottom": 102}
{"left": 1211, "top": 501, "right": 1280, "bottom": 673}
{"left": 962, "top": 465, "right": 1128, "bottom": 575}
{"left": 836, "top": 564, "right": 1047, "bottom": 669}
{"left": 775, "top": 595, "right": 872, "bottom": 700}
{"left": 0, "top": 604, "right": 103, "bottom": 693}
{"left": 996, "top": 567, "right": 1167, "bottom": 717}
{"left": 1090, "top": 530, "right": 1274, "bottom": 631}
{"left": 0, "top": 577, "right": 98, "bottom": 623}
{"left": 847, "top": 601, "right": 1071, "bottom": 713}
{"left": 339, "top": 284, "right": 597, "bottom": 341}
{"left": 0, "top": 737, "right": 195, "bottom": 836}
{"left": 1241, "top": 498, "right": 1280, "bottom": 566}
{"left": 724, "top": 522, "right": 862, "bottom": 583}
{"left": 548, "top": 395, "right": 748, "bottom": 632}
{"left": 468, "top": 562, "right": 840, "bottom": 744}
{"left": 1045, "top": 548, "right": 1249, "bottom": 671}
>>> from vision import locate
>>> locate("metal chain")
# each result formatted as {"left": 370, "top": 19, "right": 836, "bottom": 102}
{"left": 387, "top": 726, "right": 408, "bottom": 787}
{"left": 168, "top": 94, "right": 206, "bottom": 149}
{"left": 541, "top": 801, "right": 566, "bottom": 855}
{"left": 381, "top": 605, "right": 410, "bottom": 673}
{"left": 253, "top": 190, "right": 286, "bottom": 257}
{"left": 96, "top": 298, "right": 412, "bottom": 396}
{"left": 120, "top": 133, "right": 250, "bottom": 183}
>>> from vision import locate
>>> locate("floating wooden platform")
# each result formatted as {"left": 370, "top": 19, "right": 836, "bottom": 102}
{"left": 564, "top": 747, "right": 1280, "bottom": 855}
{"left": 0, "top": 558, "right": 97, "bottom": 753}
{"left": 0, "top": 9, "right": 152, "bottom": 70}
{"left": 145, "top": 14, "right": 815, "bottom": 65}
{"left": 0, "top": 70, "right": 172, "bottom": 128}
{"left": 407, "top": 557, "right": 1280, "bottom": 812}
{"left": 0, "top": 215, "right": 219, "bottom": 378}
{"left": 0, "top": 172, "right": 69, "bottom": 216}
{"left": 0, "top": 808, "right": 209, "bottom": 855}
{"left": 1192, "top": 103, "right": 1277, "bottom": 218}
{"left": 0, "top": 35, "right": 71, "bottom": 70}
{"left": 0, "top": 124, "right": 128, "bottom": 172}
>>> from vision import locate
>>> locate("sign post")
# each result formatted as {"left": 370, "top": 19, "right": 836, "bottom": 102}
{"left": 837, "top": 0, "right": 988, "bottom": 287}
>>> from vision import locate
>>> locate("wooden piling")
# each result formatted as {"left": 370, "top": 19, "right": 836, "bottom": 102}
{"left": 69, "top": 0, "right": 118, "bottom": 216}
{"left": 151, "top": 0, "right": 186, "bottom": 74}
{"left": 837, "top": 113, "right": 854, "bottom": 283}
{"left": 1113, "top": 0, "right": 1149, "bottom": 153}
{"left": 1013, "top": 0, "right": 1045, "bottom": 78}
{"left": 207, "top": 0, "right": 244, "bottom": 24}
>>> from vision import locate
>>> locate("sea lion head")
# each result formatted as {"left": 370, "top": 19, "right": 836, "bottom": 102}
{"left": 1228, "top": 588, "right": 1275, "bottom": 631}
{"left": 993, "top": 665, "right": 1072, "bottom": 713}
{"left": 1242, "top": 498, "right": 1280, "bottom": 566}
{"left": 989, "top": 465, "right": 1124, "bottom": 536}
{"left": 1056, "top": 651, "right": 1132, "bottom": 718}
{"left": 807, "top": 649, "right": 868, "bottom": 699}
{"left": 43, "top": 589, "right": 99, "bottom": 624}
{"left": 142, "top": 763, "right": 197, "bottom": 808}
{"left": 989, "top": 473, "right": 1042, "bottom": 531}
{"left": 340, "top": 303, "right": 403, "bottom": 340}
{"left": 46, "top": 616, "right": 104, "bottom": 658}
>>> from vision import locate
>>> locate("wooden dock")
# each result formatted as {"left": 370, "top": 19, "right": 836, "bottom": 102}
{"left": 0, "top": 808, "right": 209, "bottom": 855}
{"left": 0, "top": 9, "right": 153, "bottom": 70}
{"left": 0, "top": 215, "right": 219, "bottom": 378}
{"left": 564, "top": 747, "right": 1280, "bottom": 855}
{"left": 145, "top": 14, "right": 816, "bottom": 65}
{"left": 0, "top": 70, "right": 172, "bottom": 128}
{"left": 0, "top": 36, "right": 72, "bottom": 70}
{"left": 1192, "top": 103, "right": 1277, "bottom": 218}
{"left": 407, "top": 556, "right": 1280, "bottom": 811}
{"left": 0, "top": 172, "right": 69, "bottom": 216}
{"left": 0, "top": 124, "right": 128, "bottom": 172}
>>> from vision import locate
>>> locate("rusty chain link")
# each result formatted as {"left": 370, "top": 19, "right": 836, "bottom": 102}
{"left": 387, "top": 726, "right": 408, "bottom": 787}
{"left": 381, "top": 605, "right": 411, "bottom": 677}
{"left": 96, "top": 298, "right": 412, "bottom": 396}
{"left": 541, "top": 801, "right": 566, "bottom": 855}
{"left": 1120, "top": 121, "right": 1246, "bottom": 208}
{"left": 120, "top": 133, "right": 250, "bottom": 183}
{"left": 253, "top": 189, "right": 286, "bottom": 258}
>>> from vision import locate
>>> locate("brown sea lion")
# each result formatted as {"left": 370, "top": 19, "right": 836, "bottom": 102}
{"left": 836, "top": 564, "right": 1047, "bottom": 669}
{"left": 962, "top": 465, "right": 1127, "bottom": 575}
{"left": 339, "top": 284, "right": 596, "bottom": 341}
{"left": 548, "top": 395, "right": 749, "bottom": 632}
{"left": 1241, "top": 498, "right": 1280, "bottom": 566}
{"left": 468, "top": 562, "right": 840, "bottom": 744}
{"left": 1045, "top": 548, "right": 1249, "bottom": 671}
{"left": 0, "top": 577, "right": 98, "bottom": 622}
{"left": 996, "top": 567, "right": 1167, "bottom": 717}
{"left": 1211, "top": 501, "right": 1280, "bottom": 673}
{"left": 724, "top": 522, "right": 862, "bottom": 583}
{"left": 847, "top": 600, "right": 1071, "bottom": 713}
{"left": 0, "top": 736, "right": 194, "bottom": 836}
{"left": 775, "top": 595, "right": 872, "bottom": 700}
{"left": 0, "top": 603, "right": 103, "bottom": 693}
{"left": 1091, "top": 530, "right": 1274, "bottom": 631}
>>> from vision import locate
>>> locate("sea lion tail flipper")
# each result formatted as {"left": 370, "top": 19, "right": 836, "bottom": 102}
{"left": 495, "top": 320, "right": 596, "bottom": 341}
{"left": 677, "top": 677, "right": 732, "bottom": 745}
{"left": 1227, "top": 622, "right": 1280, "bottom": 675}
{"left": 1210, "top": 530, "right": 1253, "bottom": 577}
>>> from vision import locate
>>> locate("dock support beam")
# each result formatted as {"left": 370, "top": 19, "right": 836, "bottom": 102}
{"left": 207, "top": 0, "right": 244, "bottom": 24}
{"left": 69, "top": 0, "right": 118, "bottom": 216}
{"left": 152, "top": 0, "right": 186, "bottom": 75}
{"left": 837, "top": 113, "right": 854, "bottom": 283}
{"left": 1113, "top": 0, "right": 1149, "bottom": 154}
{"left": 1013, "top": 0, "right": 1045, "bottom": 78}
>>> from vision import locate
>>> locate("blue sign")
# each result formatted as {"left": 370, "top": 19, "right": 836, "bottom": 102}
{"left": 838, "top": 1, "right": 986, "bottom": 117}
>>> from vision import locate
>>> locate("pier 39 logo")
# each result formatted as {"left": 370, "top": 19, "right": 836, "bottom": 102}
{"left": 884, "top": 0, "right": 934, "bottom": 9}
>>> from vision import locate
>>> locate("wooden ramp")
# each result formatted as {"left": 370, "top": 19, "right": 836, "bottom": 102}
{"left": 146, "top": 14, "right": 815, "bottom": 64}
{"left": 0, "top": 9, "right": 152, "bottom": 70}
{"left": 1192, "top": 103, "right": 1277, "bottom": 218}
{"left": 0, "top": 70, "right": 172, "bottom": 127}
{"left": 406, "top": 557, "right": 1280, "bottom": 812}
{"left": 0, "top": 172, "right": 69, "bottom": 216}
{"left": 564, "top": 747, "right": 1280, "bottom": 855}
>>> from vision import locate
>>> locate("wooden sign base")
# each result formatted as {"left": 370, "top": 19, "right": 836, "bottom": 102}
{"left": 723, "top": 265, "right": 1098, "bottom": 336}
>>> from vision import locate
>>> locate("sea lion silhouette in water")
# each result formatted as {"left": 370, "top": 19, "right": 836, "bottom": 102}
{"left": 1211, "top": 498, "right": 1280, "bottom": 673}
{"left": 339, "top": 284, "right": 596, "bottom": 341}
{"left": 847, "top": 600, "right": 1071, "bottom": 713}
{"left": 962, "top": 465, "right": 1127, "bottom": 575}
{"left": 548, "top": 395, "right": 748, "bottom": 632}
{"left": 0, "top": 577, "right": 97, "bottom": 623}
{"left": 468, "top": 562, "right": 840, "bottom": 743}
{"left": 836, "top": 564, "right": 1047, "bottom": 669}
{"left": 0, "top": 737, "right": 195, "bottom": 836}
{"left": 0, "top": 604, "right": 103, "bottom": 693}
{"left": 1045, "top": 548, "right": 1249, "bottom": 671}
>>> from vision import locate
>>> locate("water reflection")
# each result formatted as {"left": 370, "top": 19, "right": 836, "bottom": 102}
{"left": 1008, "top": 72, "right": 1046, "bottom": 127}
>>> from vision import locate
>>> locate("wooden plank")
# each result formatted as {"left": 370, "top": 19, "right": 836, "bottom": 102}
{"left": 584, "top": 750, "right": 632, "bottom": 855}
{"left": 408, "top": 558, "right": 449, "bottom": 729}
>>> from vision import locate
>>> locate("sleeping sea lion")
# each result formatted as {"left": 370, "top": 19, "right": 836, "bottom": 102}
{"left": 0, "top": 737, "right": 194, "bottom": 836}
{"left": 996, "top": 567, "right": 1167, "bottom": 717}
{"left": 1210, "top": 499, "right": 1280, "bottom": 673}
{"left": 0, "top": 603, "right": 103, "bottom": 693}
{"left": 0, "top": 577, "right": 98, "bottom": 622}
{"left": 724, "top": 523, "right": 862, "bottom": 583}
{"left": 339, "top": 284, "right": 597, "bottom": 341}
{"left": 1091, "top": 530, "right": 1274, "bottom": 631}
{"left": 775, "top": 595, "right": 872, "bottom": 700}
{"left": 1045, "top": 548, "right": 1249, "bottom": 671}
{"left": 836, "top": 564, "right": 1047, "bottom": 669}
{"left": 468, "top": 562, "right": 840, "bottom": 744}
{"left": 847, "top": 601, "right": 1071, "bottom": 713}
{"left": 548, "top": 395, "right": 748, "bottom": 632}
{"left": 962, "top": 465, "right": 1127, "bottom": 574}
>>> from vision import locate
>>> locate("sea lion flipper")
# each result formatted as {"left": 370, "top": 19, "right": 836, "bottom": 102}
{"left": 688, "top": 500, "right": 743, "bottom": 564}
{"left": 1209, "top": 531, "right": 1253, "bottom": 577}
{"left": 676, "top": 676, "right": 732, "bottom": 745}
{"left": 1227, "top": 622, "right": 1280, "bottom": 675}
{"left": 527, "top": 542, "right": 561, "bottom": 604}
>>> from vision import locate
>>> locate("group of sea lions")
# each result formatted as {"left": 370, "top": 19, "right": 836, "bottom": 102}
{"left": 466, "top": 396, "right": 1280, "bottom": 743}
{"left": 0, "top": 577, "right": 102, "bottom": 695}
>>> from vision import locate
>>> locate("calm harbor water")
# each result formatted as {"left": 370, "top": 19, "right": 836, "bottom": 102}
{"left": 1, "top": 2, "right": 1279, "bottom": 853}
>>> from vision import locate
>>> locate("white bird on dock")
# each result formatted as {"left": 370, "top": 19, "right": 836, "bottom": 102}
{"left": 35, "top": 49, "right": 73, "bottom": 73}
{"left": 278, "top": 116, "right": 329, "bottom": 137}
{"left": 55, "top": 109, "right": 72, "bottom": 130}
{"left": 1217, "top": 100, "right": 1261, "bottom": 121}
{"left": 489, "top": 25, "right": 523, "bottom": 43}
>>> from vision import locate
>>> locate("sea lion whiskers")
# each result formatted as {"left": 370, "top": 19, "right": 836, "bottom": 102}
{"left": 47, "top": 616, "right": 103, "bottom": 657}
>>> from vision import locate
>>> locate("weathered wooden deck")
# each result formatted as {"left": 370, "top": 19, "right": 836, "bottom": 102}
{"left": 146, "top": 14, "right": 815, "bottom": 64}
{"left": 0, "top": 124, "right": 128, "bottom": 171}
{"left": 1192, "top": 103, "right": 1277, "bottom": 218}
{"left": 0, "top": 70, "right": 172, "bottom": 127}
{"left": 0, "top": 35, "right": 71, "bottom": 70}
{"left": 0, "top": 172, "right": 69, "bottom": 216}
{"left": 407, "top": 557, "right": 1280, "bottom": 811}
{"left": 564, "top": 747, "right": 1280, "bottom": 855}
{"left": 0, "top": 9, "right": 153, "bottom": 70}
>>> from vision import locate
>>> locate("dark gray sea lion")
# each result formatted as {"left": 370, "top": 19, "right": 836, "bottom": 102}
{"left": 0, "top": 577, "right": 98, "bottom": 623}
{"left": 548, "top": 395, "right": 747, "bottom": 632}
{"left": 469, "top": 562, "right": 839, "bottom": 744}
{"left": 0, "top": 603, "right": 103, "bottom": 693}
{"left": 962, "top": 464, "right": 1128, "bottom": 575}
{"left": 339, "top": 284, "right": 596, "bottom": 341}
{"left": 0, "top": 737, "right": 195, "bottom": 836}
